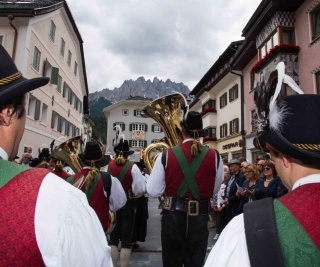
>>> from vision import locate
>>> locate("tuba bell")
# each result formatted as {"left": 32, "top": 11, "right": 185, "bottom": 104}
{"left": 142, "top": 92, "right": 189, "bottom": 208}
{"left": 51, "top": 135, "right": 83, "bottom": 174}
{"left": 141, "top": 92, "right": 189, "bottom": 173}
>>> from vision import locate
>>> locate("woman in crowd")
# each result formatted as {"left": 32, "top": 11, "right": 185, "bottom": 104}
{"left": 262, "top": 161, "right": 288, "bottom": 199}
{"left": 237, "top": 164, "right": 264, "bottom": 213}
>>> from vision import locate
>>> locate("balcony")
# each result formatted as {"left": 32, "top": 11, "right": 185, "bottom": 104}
{"left": 251, "top": 44, "right": 300, "bottom": 72}
{"left": 200, "top": 107, "right": 217, "bottom": 116}
{"left": 203, "top": 136, "right": 217, "bottom": 142}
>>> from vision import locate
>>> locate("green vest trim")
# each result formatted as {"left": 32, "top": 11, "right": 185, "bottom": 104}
{"left": 108, "top": 161, "right": 133, "bottom": 183}
{"left": 274, "top": 200, "right": 320, "bottom": 266}
{"left": 0, "top": 160, "right": 30, "bottom": 189}
{"left": 67, "top": 175, "right": 74, "bottom": 184}
{"left": 172, "top": 146, "right": 208, "bottom": 199}
{"left": 85, "top": 173, "right": 101, "bottom": 202}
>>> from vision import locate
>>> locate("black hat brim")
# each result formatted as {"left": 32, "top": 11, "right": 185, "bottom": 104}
{"left": 266, "top": 130, "right": 320, "bottom": 165}
{"left": 0, "top": 77, "right": 49, "bottom": 106}
{"left": 80, "top": 154, "right": 110, "bottom": 168}
{"left": 114, "top": 149, "right": 135, "bottom": 156}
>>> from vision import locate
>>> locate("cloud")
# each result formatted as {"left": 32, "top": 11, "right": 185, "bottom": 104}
{"left": 67, "top": 0, "right": 261, "bottom": 93}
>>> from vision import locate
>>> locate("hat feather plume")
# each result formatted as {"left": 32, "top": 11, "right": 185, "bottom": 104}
{"left": 113, "top": 125, "right": 125, "bottom": 146}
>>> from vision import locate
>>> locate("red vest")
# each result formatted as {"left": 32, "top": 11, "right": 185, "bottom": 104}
{"left": 165, "top": 141, "right": 216, "bottom": 199}
{"left": 279, "top": 183, "right": 320, "bottom": 249}
{"left": 108, "top": 160, "right": 133, "bottom": 191}
{"left": 0, "top": 168, "right": 49, "bottom": 266}
{"left": 73, "top": 169, "right": 110, "bottom": 230}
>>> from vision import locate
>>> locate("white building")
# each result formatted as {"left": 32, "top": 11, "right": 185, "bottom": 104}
{"left": 0, "top": 0, "right": 90, "bottom": 158}
{"left": 103, "top": 96, "right": 164, "bottom": 161}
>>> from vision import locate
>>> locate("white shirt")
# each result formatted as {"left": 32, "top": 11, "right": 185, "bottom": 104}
{"left": 204, "top": 174, "right": 320, "bottom": 267}
{"left": 106, "top": 175, "right": 127, "bottom": 211}
{"left": 147, "top": 139, "right": 223, "bottom": 198}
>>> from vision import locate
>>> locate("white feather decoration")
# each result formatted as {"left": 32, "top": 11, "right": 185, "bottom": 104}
{"left": 113, "top": 125, "right": 125, "bottom": 146}
{"left": 268, "top": 101, "right": 290, "bottom": 132}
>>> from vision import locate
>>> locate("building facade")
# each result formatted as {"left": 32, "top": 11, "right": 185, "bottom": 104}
{"left": 103, "top": 96, "right": 164, "bottom": 162}
{"left": 0, "top": 0, "right": 90, "bottom": 158}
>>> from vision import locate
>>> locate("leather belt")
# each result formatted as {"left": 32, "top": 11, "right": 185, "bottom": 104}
{"left": 162, "top": 196, "right": 209, "bottom": 216}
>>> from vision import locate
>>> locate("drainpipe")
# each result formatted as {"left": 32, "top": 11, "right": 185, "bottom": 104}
{"left": 8, "top": 15, "right": 18, "bottom": 61}
{"left": 229, "top": 70, "right": 246, "bottom": 158}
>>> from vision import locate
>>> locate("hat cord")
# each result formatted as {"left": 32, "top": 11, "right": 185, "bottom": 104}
{"left": 0, "top": 71, "right": 22, "bottom": 86}
{"left": 191, "top": 131, "right": 202, "bottom": 157}
{"left": 116, "top": 151, "right": 126, "bottom": 165}
{"left": 85, "top": 160, "right": 98, "bottom": 190}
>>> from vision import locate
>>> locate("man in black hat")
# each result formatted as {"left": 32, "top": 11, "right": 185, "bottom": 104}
{"left": 68, "top": 140, "right": 127, "bottom": 233}
{"left": 0, "top": 45, "right": 113, "bottom": 266}
{"left": 204, "top": 63, "right": 320, "bottom": 267}
{"left": 147, "top": 110, "right": 223, "bottom": 267}
{"left": 108, "top": 138, "right": 146, "bottom": 267}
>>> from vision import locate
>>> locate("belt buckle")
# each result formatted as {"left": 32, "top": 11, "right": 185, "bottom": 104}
{"left": 163, "top": 197, "right": 173, "bottom": 210}
{"left": 188, "top": 200, "right": 199, "bottom": 216}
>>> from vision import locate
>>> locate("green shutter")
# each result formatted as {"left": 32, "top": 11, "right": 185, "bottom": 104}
{"left": 134, "top": 110, "right": 137, "bottom": 116}
{"left": 144, "top": 140, "right": 147, "bottom": 148}
{"left": 130, "top": 124, "right": 132, "bottom": 131}
{"left": 122, "top": 123, "right": 125, "bottom": 131}
{"left": 129, "top": 140, "right": 132, "bottom": 147}
{"left": 152, "top": 125, "right": 154, "bottom": 132}
{"left": 145, "top": 124, "right": 148, "bottom": 132}
{"left": 51, "top": 67, "right": 59, "bottom": 85}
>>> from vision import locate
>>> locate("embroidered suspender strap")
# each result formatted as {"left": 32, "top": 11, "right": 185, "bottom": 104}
{"left": 67, "top": 175, "right": 74, "bottom": 184}
{"left": 274, "top": 200, "right": 320, "bottom": 266}
{"left": 244, "top": 197, "right": 284, "bottom": 267}
{"left": 172, "top": 146, "right": 208, "bottom": 199}
{"left": 118, "top": 161, "right": 134, "bottom": 183}
{"left": 0, "top": 160, "right": 30, "bottom": 189}
{"left": 85, "top": 173, "right": 101, "bottom": 202}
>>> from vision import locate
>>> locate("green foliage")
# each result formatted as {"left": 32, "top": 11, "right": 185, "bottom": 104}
{"left": 89, "top": 97, "right": 112, "bottom": 144}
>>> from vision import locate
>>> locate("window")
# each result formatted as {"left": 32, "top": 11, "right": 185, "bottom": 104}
{"left": 113, "top": 122, "right": 125, "bottom": 131}
{"left": 0, "top": 35, "right": 3, "bottom": 45}
{"left": 316, "top": 71, "right": 320, "bottom": 95}
{"left": 229, "top": 84, "right": 239, "bottom": 102}
{"left": 131, "top": 140, "right": 145, "bottom": 148}
{"left": 56, "top": 74, "right": 62, "bottom": 93}
{"left": 49, "top": 20, "right": 56, "bottom": 42}
{"left": 311, "top": 5, "right": 320, "bottom": 40}
{"left": 60, "top": 38, "right": 65, "bottom": 57}
{"left": 27, "top": 95, "right": 41, "bottom": 120}
{"left": 220, "top": 123, "right": 228, "bottom": 138}
{"left": 43, "top": 60, "right": 59, "bottom": 84}
{"left": 131, "top": 123, "right": 146, "bottom": 131}
{"left": 229, "top": 118, "right": 239, "bottom": 135}
{"left": 220, "top": 93, "right": 228, "bottom": 108}
{"left": 74, "top": 61, "right": 78, "bottom": 76}
{"left": 207, "top": 127, "right": 216, "bottom": 137}
{"left": 41, "top": 103, "right": 48, "bottom": 124}
{"left": 67, "top": 50, "right": 72, "bottom": 67}
{"left": 152, "top": 124, "right": 161, "bottom": 133}
{"left": 32, "top": 46, "right": 41, "bottom": 72}
{"left": 63, "top": 82, "right": 70, "bottom": 100}
{"left": 258, "top": 27, "right": 295, "bottom": 60}
{"left": 134, "top": 109, "right": 142, "bottom": 116}
{"left": 202, "top": 99, "right": 216, "bottom": 111}
{"left": 122, "top": 109, "right": 129, "bottom": 116}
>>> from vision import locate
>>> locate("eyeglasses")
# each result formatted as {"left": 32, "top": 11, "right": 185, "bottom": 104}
{"left": 263, "top": 167, "right": 271, "bottom": 171}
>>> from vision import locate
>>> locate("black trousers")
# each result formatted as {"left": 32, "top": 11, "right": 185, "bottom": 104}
{"left": 109, "top": 198, "right": 136, "bottom": 248}
{"left": 161, "top": 210, "right": 209, "bottom": 267}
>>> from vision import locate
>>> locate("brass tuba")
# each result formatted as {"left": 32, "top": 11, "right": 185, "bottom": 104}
{"left": 141, "top": 92, "right": 189, "bottom": 173}
{"left": 51, "top": 135, "right": 83, "bottom": 174}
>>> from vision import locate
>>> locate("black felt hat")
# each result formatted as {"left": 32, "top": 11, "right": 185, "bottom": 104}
{"left": 0, "top": 45, "right": 49, "bottom": 106}
{"left": 39, "top": 148, "right": 51, "bottom": 159}
{"left": 114, "top": 139, "right": 134, "bottom": 157}
{"left": 80, "top": 141, "right": 110, "bottom": 168}
{"left": 258, "top": 94, "right": 320, "bottom": 164}
{"left": 181, "top": 111, "right": 208, "bottom": 137}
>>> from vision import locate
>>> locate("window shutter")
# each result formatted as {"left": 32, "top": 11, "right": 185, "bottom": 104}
{"left": 144, "top": 124, "right": 148, "bottom": 132}
{"left": 152, "top": 125, "right": 154, "bottom": 132}
{"left": 42, "top": 59, "right": 48, "bottom": 77}
{"left": 58, "top": 116, "right": 62, "bottom": 132}
{"left": 220, "top": 125, "right": 222, "bottom": 138}
{"left": 130, "top": 124, "right": 132, "bottom": 131}
{"left": 51, "top": 111, "right": 56, "bottom": 128}
{"left": 129, "top": 140, "right": 132, "bottom": 147}
{"left": 34, "top": 99, "right": 41, "bottom": 120}
{"left": 122, "top": 123, "right": 125, "bottom": 131}
{"left": 51, "top": 67, "right": 59, "bottom": 85}
{"left": 134, "top": 110, "right": 137, "bottom": 116}
{"left": 144, "top": 140, "right": 147, "bottom": 148}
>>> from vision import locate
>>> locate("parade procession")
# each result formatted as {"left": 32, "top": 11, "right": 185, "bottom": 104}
{"left": 1, "top": 0, "right": 320, "bottom": 266}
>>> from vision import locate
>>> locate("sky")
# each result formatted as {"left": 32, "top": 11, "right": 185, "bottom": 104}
{"left": 67, "top": 0, "right": 262, "bottom": 93}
